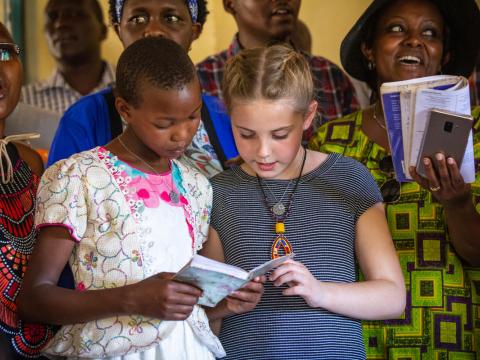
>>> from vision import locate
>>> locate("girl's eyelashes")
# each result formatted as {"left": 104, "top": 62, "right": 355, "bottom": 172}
{"left": 237, "top": 132, "right": 289, "bottom": 140}
{"left": 154, "top": 121, "right": 173, "bottom": 129}
{"left": 239, "top": 133, "right": 255, "bottom": 139}
{"left": 273, "top": 133, "right": 289, "bottom": 140}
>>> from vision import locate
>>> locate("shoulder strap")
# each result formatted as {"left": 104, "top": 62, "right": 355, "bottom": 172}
{"left": 201, "top": 98, "right": 228, "bottom": 168}
{"left": 103, "top": 89, "right": 123, "bottom": 139}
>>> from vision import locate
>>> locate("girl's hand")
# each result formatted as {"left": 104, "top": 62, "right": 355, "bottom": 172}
{"left": 130, "top": 272, "right": 202, "bottom": 320}
{"left": 270, "top": 260, "right": 322, "bottom": 308}
{"left": 409, "top": 153, "right": 471, "bottom": 209}
{"left": 223, "top": 276, "right": 265, "bottom": 315}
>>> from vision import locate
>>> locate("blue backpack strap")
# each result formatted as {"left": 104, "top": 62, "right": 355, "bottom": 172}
{"left": 201, "top": 94, "right": 238, "bottom": 168}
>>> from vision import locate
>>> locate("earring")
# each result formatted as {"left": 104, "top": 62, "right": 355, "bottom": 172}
{"left": 368, "top": 61, "right": 376, "bottom": 71}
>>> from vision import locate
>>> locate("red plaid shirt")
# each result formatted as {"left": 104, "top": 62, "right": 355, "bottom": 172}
{"left": 196, "top": 35, "right": 359, "bottom": 140}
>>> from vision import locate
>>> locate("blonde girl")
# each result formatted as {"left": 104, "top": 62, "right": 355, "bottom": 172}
{"left": 201, "top": 45, "right": 405, "bottom": 360}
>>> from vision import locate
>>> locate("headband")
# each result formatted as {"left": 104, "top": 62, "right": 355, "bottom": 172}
{"left": 113, "top": 0, "right": 198, "bottom": 24}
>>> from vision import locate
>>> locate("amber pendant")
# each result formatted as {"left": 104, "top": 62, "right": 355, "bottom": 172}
{"left": 271, "top": 234, "right": 293, "bottom": 259}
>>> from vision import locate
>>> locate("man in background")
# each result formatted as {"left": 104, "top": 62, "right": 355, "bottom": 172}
{"left": 196, "top": 0, "right": 359, "bottom": 139}
{"left": 21, "top": 0, "right": 114, "bottom": 114}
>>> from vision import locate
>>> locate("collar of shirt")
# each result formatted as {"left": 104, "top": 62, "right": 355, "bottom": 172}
{"left": 226, "top": 33, "right": 243, "bottom": 59}
{"left": 37, "top": 61, "right": 116, "bottom": 96}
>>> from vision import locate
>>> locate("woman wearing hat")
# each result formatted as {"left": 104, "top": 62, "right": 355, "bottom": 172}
{"left": 309, "top": 0, "right": 480, "bottom": 358}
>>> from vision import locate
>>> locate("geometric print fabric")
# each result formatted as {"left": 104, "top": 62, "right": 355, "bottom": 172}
{"left": 309, "top": 110, "right": 480, "bottom": 359}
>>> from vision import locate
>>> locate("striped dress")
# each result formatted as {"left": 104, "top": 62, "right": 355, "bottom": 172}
{"left": 210, "top": 153, "right": 382, "bottom": 360}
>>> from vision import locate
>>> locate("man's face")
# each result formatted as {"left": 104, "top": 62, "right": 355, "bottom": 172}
{"left": 225, "top": 0, "right": 300, "bottom": 43}
{"left": 44, "top": 0, "right": 106, "bottom": 64}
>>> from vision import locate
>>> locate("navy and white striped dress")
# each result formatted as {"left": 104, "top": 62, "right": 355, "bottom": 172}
{"left": 210, "top": 153, "right": 382, "bottom": 360}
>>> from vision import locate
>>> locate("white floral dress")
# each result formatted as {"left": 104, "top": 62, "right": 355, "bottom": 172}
{"left": 35, "top": 147, "right": 225, "bottom": 359}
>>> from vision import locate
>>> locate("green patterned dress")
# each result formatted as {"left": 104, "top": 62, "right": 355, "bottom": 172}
{"left": 308, "top": 109, "right": 480, "bottom": 360}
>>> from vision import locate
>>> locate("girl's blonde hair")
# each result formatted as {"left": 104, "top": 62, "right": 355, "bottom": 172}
{"left": 222, "top": 44, "right": 314, "bottom": 115}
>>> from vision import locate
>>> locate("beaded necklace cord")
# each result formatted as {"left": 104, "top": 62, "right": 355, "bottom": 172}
{"left": 117, "top": 135, "right": 179, "bottom": 203}
{"left": 256, "top": 148, "right": 307, "bottom": 259}
{"left": 372, "top": 102, "right": 387, "bottom": 131}
{"left": 0, "top": 133, "right": 40, "bottom": 184}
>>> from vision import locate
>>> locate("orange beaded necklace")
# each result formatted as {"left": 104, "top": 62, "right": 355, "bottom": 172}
{"left": 256, "top": 148, "right": 307, "bottom": 259}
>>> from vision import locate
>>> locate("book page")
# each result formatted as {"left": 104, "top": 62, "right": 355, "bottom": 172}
{"left": 410, "top": 84, "right": 475, "bottom": 183}
{"left": 189, "top": 255, "right": 249, "bottom": 279}
{"left": 380, "top": 75, "right": 461, "bottom": 94}
{"left": 174, "top": 254, "right": 295, "bottom": 307}
{"left": 380, "top": 75, "right": 464, "bottom": 182}
{"left": 175, "top": 266, "right": 248, "bottom": 307}
{"left": 248, "top": 253, "right": 295, "bottom": 280}
{"left": 400, "top": 91, "right": 413, "bottom": 178}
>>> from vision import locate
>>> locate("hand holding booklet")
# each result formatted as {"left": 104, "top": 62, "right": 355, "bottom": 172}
{"left": 174, "top": 253, "right": 294, "bottom": 307}
{"left": 380, "top": 75, "right": 475, "bottom": 183}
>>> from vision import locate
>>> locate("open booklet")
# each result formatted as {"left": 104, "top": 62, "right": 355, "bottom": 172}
{"left": 380, "top": 75, "right": 475, "bottom": 183}
{"left": 173, "top": 253, "right": 294, "bottom": 307}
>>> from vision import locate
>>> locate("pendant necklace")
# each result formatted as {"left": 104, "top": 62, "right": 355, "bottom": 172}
{"left": 263, "top": 178, "right": 293, "bottom": 216}
{"left": 117, "top": 136, "right": 179, "bottom": 204}
{"left": 256, "top": 148, "right": 307, "bottom": 259}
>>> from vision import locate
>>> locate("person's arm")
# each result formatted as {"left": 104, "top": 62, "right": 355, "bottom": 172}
{"left": 270, "top": 203, "right": 405, "bottom": 320}
{"left": 200, "top": 227, "right": 264, "bottom": 334}
{"left": 410, "top": 154, "right": 480, "bottom": 266}
{"left": 18, "top": 226, "right": 203, "bottom": 325}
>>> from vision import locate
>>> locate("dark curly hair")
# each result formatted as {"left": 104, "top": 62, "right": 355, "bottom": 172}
{"left": 116, "top": 36, "right": 197, "bottom": 107}
{"left": 108, "top": 0, "right": 208, "bottom": 26}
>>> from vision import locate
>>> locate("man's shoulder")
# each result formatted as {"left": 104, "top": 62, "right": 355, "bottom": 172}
{"left": 64, "top": 88, "right": 112, "bottom": 115}
{"left": 306, "top": 53, "right": 345, "bottom": 73}
{"left": 196, "top": 49, "right": 229, "bottom": 71}
{"left": 22, "top": 79, "right": 51, "bottom": 95}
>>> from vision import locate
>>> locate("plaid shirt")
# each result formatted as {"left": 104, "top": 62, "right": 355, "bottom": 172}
{"left": 21, "top": 61, "right": 116, "bottom": 114}
{"left": 196, "top": 35, "right": 359, "bottom": 140}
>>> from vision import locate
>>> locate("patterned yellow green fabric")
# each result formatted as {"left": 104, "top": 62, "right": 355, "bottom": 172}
{"left": 309, "top": 109, "right": 480, "bottom": 360}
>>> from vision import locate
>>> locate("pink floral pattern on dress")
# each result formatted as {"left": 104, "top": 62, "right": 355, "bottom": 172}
{"left": 98, "top": 146, "right": 195, "bottom": 247}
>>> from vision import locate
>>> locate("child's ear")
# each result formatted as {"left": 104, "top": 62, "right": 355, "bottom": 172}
{"left": 303, "top": 100, "right": 318, "bottom": 130}
{"left": 115, "top": 97, "right": 132, "bottom": 123}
